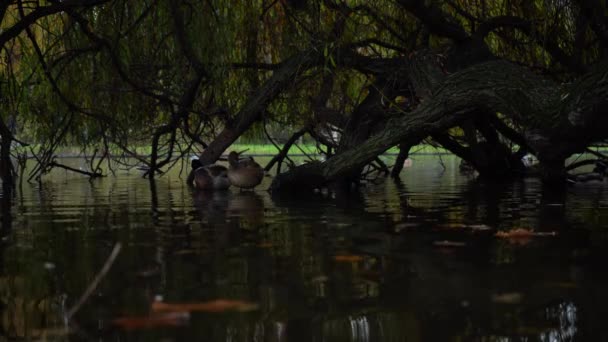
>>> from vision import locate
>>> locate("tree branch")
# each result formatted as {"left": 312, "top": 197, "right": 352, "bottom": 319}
{"left": 0, "top": 0, "right": 111, "bottom": 49}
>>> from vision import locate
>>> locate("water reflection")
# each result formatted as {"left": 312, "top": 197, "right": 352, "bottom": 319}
{"left": 0, "top": 156, "right": 608, "bottom": 340}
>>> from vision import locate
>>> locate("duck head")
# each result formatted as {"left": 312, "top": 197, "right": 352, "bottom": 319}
{"left": 228, "top": 151, "right": 240, "bottom": 167}
{"left": 594, "top": 161, "right": 608, "bottom": 176}
{"left": 191, "top": 158, "right": 203, "bottom": 170}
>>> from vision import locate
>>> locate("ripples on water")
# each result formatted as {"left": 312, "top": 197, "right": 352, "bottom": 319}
{"left": 1, "top": 156, "right": 608, "bottom": 341}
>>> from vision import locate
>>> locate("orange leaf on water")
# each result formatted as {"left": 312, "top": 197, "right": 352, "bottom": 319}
{"left": 112, "top": 312, "right": 189, "bottom": 330}
{"left": 151, "top": 299, "right": 258, "bottom": 313}
{"left": 495, "top": 228, "right": 557, "bottom": 239}
{"left": 495, "top": 228, "right": 534, "bottom": 238}
{"left": 495, "top": 228, "right": 557, "bottom": 245}
{"left": 491, "top": 292, "right": 523, "bottom": 304}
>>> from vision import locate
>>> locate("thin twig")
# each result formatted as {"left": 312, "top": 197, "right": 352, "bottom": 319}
{"left": 49, "top": 161, "right": 104, "bottom": 178}
{"left": 67, "top": 243, "right": 122, "bottom": 319}
{"left": 585, "top": 148, "right": 608, "bottom": 160}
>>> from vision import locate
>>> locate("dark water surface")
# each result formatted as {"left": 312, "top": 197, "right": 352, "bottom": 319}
{"left": 2, "top": 156, "right": 608, "bottom": 341}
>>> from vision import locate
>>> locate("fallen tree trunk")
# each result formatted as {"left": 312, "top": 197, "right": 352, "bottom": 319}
{"left": 271, "top": 59, "right": 608, "bottom": 192}
{"left": 195, "top": 50, "right": 321, "bottom": 166}
{"left": 191, "top": 48, "right": 435, "bottom": 171}
{"left": 0, "top": 119, "right": 14, "bottom": 188}
{"left": 186, "top": 49, "right": 321, "bottom": 184}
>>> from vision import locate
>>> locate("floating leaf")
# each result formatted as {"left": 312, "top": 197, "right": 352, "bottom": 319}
{"left": 495, "top": 228, "right": 534, "bottom": 238}
{"left": 491, "top": 292, "right": 523, "bottom": 304}
{"left": 394, "top": 222, "right": 420, "bottom": 232}
{"left": 174, "top": 249, "right": 197, "bottom": 255}
{"left": 257, "top": 242, "right": 274, "bottom": 248}
{"left": 112, "top": 312, "right": 190, "bottom": 330}
{"left": 334, "top": 255, "right": 364, "bottom": 263}
{"left": 136, "top": 267, "right": 160, "bottom": 277}
{"left": 468, "top": 224, "right": 492, "bottom": 231}
{"left": 433, "top": 240, "right": 467, "bottom": 248}
{"left": 31, "top": 328, "right": 71, "bottom": 337}
{"left": 544, "top": 281, "right": 577, "bottom": 289}
{"left": 436, "top": 223, "right": 467, "bottom": 230}
{"left": 495, "top": 228, "right": 557, "bottom": 239}
{"left": 312, "top": 275, "right": 329, "bottom": 283}
{"left": 151, "top": 299, "right": 259, "bottom": 313}
{"left": 516, "top": 325, "right": 559, "bottom": 335}
{"left": 495, "top": 229, "right": 534, "bottom": 245}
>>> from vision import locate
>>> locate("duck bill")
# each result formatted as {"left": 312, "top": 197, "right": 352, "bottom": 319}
{"left": 235, "top": 149, "right": 250, "bottom": 160}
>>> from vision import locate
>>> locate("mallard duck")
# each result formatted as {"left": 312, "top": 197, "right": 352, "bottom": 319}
{"left": 191, "top": 159, "right": 230, "bottom": 190}
{"left": 568, "top": 161, "right": 607, "bottom": 184}
{"left": 459, "top": 160, "right": 476, "bottom": 174}
{"left": 227, "top": 151, "right": 264, "bottom": 190}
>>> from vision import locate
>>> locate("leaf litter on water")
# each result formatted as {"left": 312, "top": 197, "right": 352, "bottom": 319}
{"left": 112, "top": 312, "right": 190, "bottom": 330}
{"left": 151, "top": 299, "right": 259, "bottom": 313}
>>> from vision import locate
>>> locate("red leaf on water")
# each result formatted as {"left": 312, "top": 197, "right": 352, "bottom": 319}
{"left": 151, "top": 299, "right": 258, "bottom": 313}
{"left": 257, "top": 242, "right": 274, "bottom": 248}
{"left": 495, "top": 228, "right": 557, "bottom": 245}
{"left": 333, "top": 255, "right": 364, "bottom": 263}
{"left": 495, "top": 228, "right": 557, "bottom": 238}
{"left": 112, "top": 312, "right": 189, "bottom": 330}
{"left": 495, "top": 228, "right": 534, "bottom": 238}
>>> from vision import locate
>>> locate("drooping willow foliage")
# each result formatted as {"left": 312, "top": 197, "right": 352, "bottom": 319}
{"left": 0, "top": 0, "right": 606, "bottom": 184}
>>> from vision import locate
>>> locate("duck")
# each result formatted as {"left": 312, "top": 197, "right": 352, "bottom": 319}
{"left": 191, "top": 159, "right": 230, "bottom": 190}
{"left": 567, "top": 161, "right": 607, "bottom": 184}
{"left": 521, "top": 153, "right": 538, "bottom": 168}
{"left": 459, "top": 159, "right": 476, "bottom": 175}
{"left": 227, "top": 151, "right": 264, "bottom": 190}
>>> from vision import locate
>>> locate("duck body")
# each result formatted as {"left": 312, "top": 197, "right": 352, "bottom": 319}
{"left": 459, "top": 160, "right": 476, "bottom": 175}
{"left": 227, "top": 151, "right": 264, "bottom": 189}
{"left": 575, "top": 173, "right": 605, "bottom": 182}
{"left": 191, "top": 159, "right": 230, "bottom": 190}
{"left": 568, "top": 161, "right": 607, "bottom": 184}
{"left": 568, "top": 172, "right": 604, "bottom": 183}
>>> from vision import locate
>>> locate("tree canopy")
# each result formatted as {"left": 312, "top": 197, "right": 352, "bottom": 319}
{"left": 1, "top": 0, "right": 607, "bottom": 190}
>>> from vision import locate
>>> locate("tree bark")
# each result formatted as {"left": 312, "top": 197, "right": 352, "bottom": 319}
{"left": 193, "top": 50, "right": 320, "bottom": 168}
{"left": 264, "top": 128, "right": 307, "bottom": 174}
{"left": 0, "top": 118, "right": 14, "bottom": 188}
{"left": 271, "top": 59, "right": 608, "bottom": 192}
{"left": 391, "top": 142, "right": 412, "bottom": 178}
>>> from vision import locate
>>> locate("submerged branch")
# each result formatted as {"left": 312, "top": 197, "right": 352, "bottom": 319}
{"left": 49, "top": 160, "right": 105, "bottom": 178}
{"left": 67, "top": 242, "right": 122, "bottom": 319}
{"left": 264, "top": 128, "right": 307, "bottom": 173}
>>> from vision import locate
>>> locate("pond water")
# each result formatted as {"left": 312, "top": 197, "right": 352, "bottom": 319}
{"left": 1, "top": 155, "right": 608, "bottom": 341}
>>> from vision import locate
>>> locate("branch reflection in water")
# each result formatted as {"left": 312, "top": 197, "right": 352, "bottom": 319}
{"left": 0, "top": 156, "right": 607, "bottom": 340}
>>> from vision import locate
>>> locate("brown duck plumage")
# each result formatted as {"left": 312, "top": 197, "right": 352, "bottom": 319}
{"left": 227, "top": 151, "right": 264, "bottom": 189}
{"left": 191, "top": 159, "right": 230, "bottom": 190}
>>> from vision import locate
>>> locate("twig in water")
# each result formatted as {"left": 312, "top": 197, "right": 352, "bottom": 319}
{"left": 49, "top": 160, "right": 104, "bottom": 178}
{"left": 438, "top": 153, "right": 446, "bottom": 172}
{"left": 67, "top": 243, "right": 122, "bottom": 319}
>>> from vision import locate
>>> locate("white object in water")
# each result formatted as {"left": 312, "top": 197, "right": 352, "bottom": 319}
{"left": 521, "top": 154, "right": 537, "bottom": 167}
